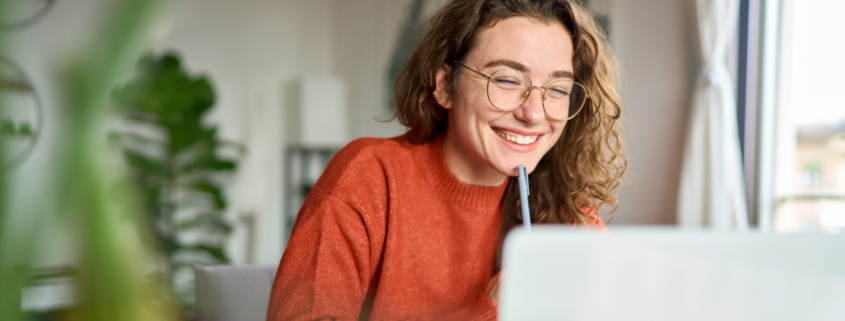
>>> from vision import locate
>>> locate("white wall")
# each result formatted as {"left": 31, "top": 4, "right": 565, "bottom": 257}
{"left": 332, "top": 0, "right": 402, "bottom": 139}
{"left": 607, "top": 0, "right": 691, "bottom": 225}
{"left": 332, "top": 0, "right": 449, "bottom": 139}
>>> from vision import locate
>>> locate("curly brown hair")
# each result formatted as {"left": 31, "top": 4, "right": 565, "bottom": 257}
{"left": 393, "top": 0, "right": 626, "bottom": 264}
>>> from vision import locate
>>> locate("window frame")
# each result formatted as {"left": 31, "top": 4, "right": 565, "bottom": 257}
{"left": 737, "top": 0, "right": 782, "bottom": 231}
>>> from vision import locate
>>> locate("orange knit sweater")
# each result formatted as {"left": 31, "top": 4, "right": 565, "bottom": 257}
{"left": 267, "top": 135, "right": 602, "bottom": 320}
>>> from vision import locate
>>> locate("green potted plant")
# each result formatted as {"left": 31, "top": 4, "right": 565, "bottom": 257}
{"left": 110, "top": 53, "right": 243, "bottom": 312}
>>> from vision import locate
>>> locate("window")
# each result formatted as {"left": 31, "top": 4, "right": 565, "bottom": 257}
{"left": 801, "top": 164, "right": 820, "bottom": 190}
{"left": 767, "top": 0, "right": 845, "bottom": 233}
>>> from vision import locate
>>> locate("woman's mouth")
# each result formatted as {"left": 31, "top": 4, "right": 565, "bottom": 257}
{"left": 494, "top": 128, "right": 540, "bottom": 145}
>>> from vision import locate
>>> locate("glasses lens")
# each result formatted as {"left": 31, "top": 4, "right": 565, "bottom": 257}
{"left": 487, "top": 69, "right": 530, "bottom": 111}
{"left": 544, "top": 80, "right": 587, "bottom": 120}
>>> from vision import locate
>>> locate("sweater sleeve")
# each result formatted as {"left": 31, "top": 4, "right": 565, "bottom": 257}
{"left": 438, "top": 293, "right": 498, "bottom": 321}
{"left": 266, "top": 195, "right": 375, "bottom": 321}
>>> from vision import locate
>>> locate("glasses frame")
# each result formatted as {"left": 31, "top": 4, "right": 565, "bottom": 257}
{"left": 455, "top": 62, "right": 589, "bottom": 121}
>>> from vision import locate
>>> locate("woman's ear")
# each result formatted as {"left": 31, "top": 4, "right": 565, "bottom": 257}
{"left": 433, "top": 64, "right": 453, "bottom": 109}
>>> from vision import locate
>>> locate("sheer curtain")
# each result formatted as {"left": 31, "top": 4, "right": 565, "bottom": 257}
{"left": 677, "top": 0, "right": 749, "bottom": 231}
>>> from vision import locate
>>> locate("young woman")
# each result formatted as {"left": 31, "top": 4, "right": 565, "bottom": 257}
{"left": 267, "top": 0, "right": 625, "bottom": 319}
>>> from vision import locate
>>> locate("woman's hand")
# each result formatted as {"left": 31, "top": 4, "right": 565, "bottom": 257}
{"left": 484, "top": 271, "right": 503, "bottom": 307}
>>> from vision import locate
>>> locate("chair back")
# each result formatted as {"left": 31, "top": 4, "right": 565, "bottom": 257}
{"left": 195, "top": 264, "right": 278, "bottom": 321}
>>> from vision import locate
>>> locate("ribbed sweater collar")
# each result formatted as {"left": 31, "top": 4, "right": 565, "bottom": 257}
{"left": 419, "top": 136, "right": 508, "bottom": 210}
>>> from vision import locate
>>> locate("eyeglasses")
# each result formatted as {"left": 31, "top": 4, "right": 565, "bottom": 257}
{"left": 455, "top": 62, "right": 589, "bottom": 121}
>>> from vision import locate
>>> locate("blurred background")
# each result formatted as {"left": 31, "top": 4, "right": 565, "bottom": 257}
{"left": 0, "top": 0, "right": 842, "bottom": 320}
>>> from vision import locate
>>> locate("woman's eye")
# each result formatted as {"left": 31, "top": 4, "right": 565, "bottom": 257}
{"left": 493, "top": 78, "right": 521, "bottom": 86}
{"left": 550, "top": 88, "right": 570, "bottom": 97}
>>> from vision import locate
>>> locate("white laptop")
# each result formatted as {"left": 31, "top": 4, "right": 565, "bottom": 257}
{"left": 499, "top": 227, "right": 845, "bottom": 321}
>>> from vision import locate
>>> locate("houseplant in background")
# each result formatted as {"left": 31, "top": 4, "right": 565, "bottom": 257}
{"left": 110, "top": 53, "right": 243, "bottom": 314}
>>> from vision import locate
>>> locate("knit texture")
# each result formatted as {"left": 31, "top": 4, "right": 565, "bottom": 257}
{"left": 267, "top": 135, "right": 602, "bottom": 320}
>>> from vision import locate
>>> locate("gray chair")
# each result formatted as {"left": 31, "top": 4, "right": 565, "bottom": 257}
{"left": 195, "top": 264, "right": 278, "bottom": 321}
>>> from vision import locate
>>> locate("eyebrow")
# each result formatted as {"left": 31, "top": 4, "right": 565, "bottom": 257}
{"left": 482, "top": 59, "right": 575, "bottom": 80}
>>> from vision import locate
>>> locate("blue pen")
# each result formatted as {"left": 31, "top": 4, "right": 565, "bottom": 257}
{"left": 517, "top": 165, "right": 531, "bottom": 231}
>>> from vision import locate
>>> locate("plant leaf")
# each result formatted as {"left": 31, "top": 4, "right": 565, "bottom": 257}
{"left": 109, "top": 131, "right": 168, "bottom": 149}
{"left": 182, "top": 244, "right": 228, "bottom": 264}
{"left": 181, "top": 181, "right": 225, "bottom": 209}
{"left": 177, "top": 212, "right": 232, "bottom": 234}
{"left": 122, "top": 149, "right": 168, "bottom": 177}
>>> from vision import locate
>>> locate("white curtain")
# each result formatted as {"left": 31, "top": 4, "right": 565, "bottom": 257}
{"left": 677, "top": 0, "right": 749, "bottom": 231}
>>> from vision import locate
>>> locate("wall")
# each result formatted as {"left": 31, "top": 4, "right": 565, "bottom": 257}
{"left": 331, "top": 0, "right": 404, "bottom": 139}
{"left": 606, "top": 0, "right": 691, "bottom": 225}
{"left": 331, "top": 0, "right": 449, "bottom": 139}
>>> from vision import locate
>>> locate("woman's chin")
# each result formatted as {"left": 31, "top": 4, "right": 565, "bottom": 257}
{"left": 493, "top": 161, "right": 539, "bottom": 178}
{"left": 489, "top": 145, "right": 549, "bottom": 177}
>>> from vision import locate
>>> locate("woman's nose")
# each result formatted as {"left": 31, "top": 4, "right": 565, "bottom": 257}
{"left": 513, "top": 86, "right": 546, "bottom": 124}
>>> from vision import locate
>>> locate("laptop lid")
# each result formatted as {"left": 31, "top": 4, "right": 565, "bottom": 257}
{"left": 499, "top": 227, "right": 845, "bottom": 321}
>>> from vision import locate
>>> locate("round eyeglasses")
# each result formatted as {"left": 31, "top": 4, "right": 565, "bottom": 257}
{"left": 456, "top": 62, "right": 589, "bottom": 121}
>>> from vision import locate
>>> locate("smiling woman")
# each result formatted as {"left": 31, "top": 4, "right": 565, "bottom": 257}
{"left": 267, "top": 0, "right": 626, "bottom": 320}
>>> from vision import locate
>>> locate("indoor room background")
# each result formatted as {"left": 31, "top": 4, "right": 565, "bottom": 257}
{"left": 2, "top": 0, "right": 842, "bottom": 319}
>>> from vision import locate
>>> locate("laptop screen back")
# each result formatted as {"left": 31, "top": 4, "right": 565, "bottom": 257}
{"left": 499, "top": 227, "right": 845, "bottom": 321}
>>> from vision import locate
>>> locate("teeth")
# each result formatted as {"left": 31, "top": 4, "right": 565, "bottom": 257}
{"left": 496, "top": 130, "right": 538, "bottom": 145}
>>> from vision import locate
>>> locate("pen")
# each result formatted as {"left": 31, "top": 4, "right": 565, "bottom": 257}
{"left": 517, "top": 165, "right": 531, "bottom": 231}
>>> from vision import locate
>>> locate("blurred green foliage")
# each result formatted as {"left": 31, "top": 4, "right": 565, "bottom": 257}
{"left": 0, "top": 119, "right": 33, "bottom": 136}
{"left": 110, "top": 53, "right": 242, "bottom": 311}
{"left": 0, "top": 0, "right": 182, "bottom": 321}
